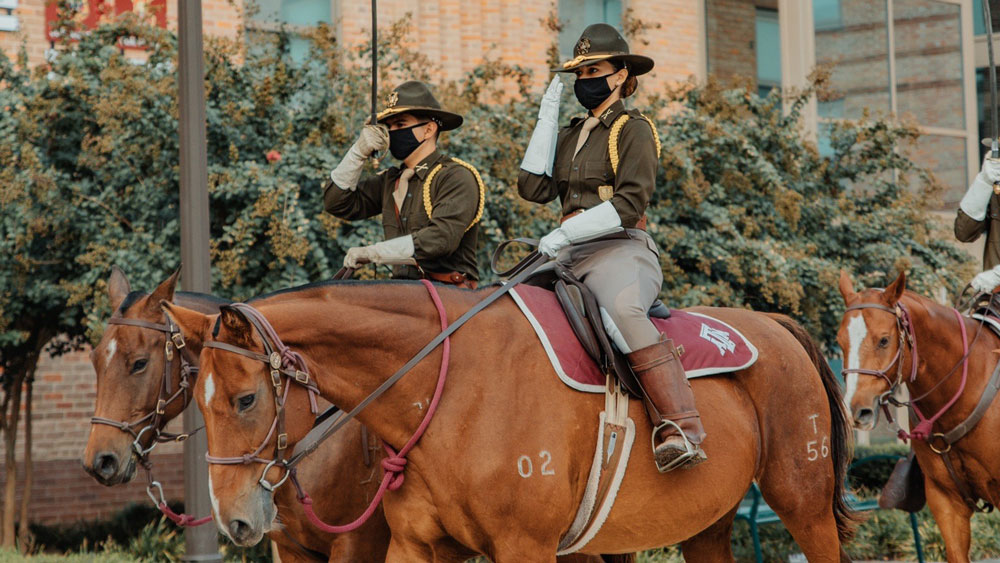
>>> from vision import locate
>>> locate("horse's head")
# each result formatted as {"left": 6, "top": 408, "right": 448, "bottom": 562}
{"left": 83, "top": 268, "right": 184, "bottom": 485}
{"left": 164, "top": 302, "right": 318, "bottom": 546}
{"left": 836, "top": 269, "right": 908, "bottom": 431}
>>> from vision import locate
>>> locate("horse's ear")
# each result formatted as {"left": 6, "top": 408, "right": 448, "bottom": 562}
{"left": 218, "top": 305, "right": 255, "bottom": 348}
{"left": 883, "top": 270, "right": 907, "bottom": 306}
{"left": 838, "top": 269, "right": 857, "bottom": 304}
{"left": 161, "top": 301, "right": 211, "bottom": 355}
{"left": 148, "top": 268, "right": 181, "bottom": 311}
{"left": 108, "top": 266, "right": 131, "bottom": 312}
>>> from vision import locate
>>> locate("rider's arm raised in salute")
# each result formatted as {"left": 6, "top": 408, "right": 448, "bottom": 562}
{"left": 324, "top": 124, "right": 390, "bottom": 220}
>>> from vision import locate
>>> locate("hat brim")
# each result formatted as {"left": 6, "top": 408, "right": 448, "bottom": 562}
{"left": 376, "top": 107, "right": 464, "bottom": 131}
{"left": 552, "top": 53, "right": 654, "bottom": 76}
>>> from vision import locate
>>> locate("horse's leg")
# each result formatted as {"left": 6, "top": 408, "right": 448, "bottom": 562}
{"left": 925, "top": 477, "right": 973, "bottom": 563}
{"left": 679, "top": 506, "right": 738, "bottom": 562}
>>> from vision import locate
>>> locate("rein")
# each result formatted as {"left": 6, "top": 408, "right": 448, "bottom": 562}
{"left": 201, "top": 249, "right": 545, "bottom": 533}
{"left": 90, "top": 315, "right": 212, "bottom": 526}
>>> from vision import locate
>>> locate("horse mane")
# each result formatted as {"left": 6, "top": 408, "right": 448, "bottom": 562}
{"left": 118, "top": 290, "right": 230, "bottom": 315}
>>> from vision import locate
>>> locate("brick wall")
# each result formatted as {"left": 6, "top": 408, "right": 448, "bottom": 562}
{"left": 2, "top": 348, "right": 187, "bottom": 524}
{"left": 705, "top": 0, "right": 757, "bottom": 83}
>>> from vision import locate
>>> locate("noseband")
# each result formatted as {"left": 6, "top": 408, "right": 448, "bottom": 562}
{"left": 202, "top": 303, "right": 320, "bottom": 492}
{"left": 90, "top": 317, "right": 200, "bottom": 463}
{"left": 841, "top": 302, "right": 918, "bottom": 394}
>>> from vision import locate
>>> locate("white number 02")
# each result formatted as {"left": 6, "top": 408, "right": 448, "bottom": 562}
{"left": 518, "top": 451, "right": 556, "bottom": 478}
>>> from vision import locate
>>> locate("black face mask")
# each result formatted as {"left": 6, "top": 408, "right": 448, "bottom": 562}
{"left": 388, "top": 122, "right": 430, "bottom": 161}
{"left": 574, "top": 74, "right": 616, "bottom": 110}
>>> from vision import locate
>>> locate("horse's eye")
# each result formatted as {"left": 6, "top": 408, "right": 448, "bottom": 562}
{"left": 236, "top": 394, "right": 256, "bottom": 412}
{"left": 878, "top": 336, "right": 890, "bottom": 349}
{"left": 130, "top": 359, "right": 148, "bottom": 374}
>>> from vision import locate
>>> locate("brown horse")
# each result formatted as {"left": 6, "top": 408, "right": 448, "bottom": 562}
{"left": 82, "top": 269, "right": 390, "bottom": 562}
{"left": 838, "top": 270, "right": 1000, "bottom": 562}
{"left": 164, "top": 279, "right": 855, "bottom": 562}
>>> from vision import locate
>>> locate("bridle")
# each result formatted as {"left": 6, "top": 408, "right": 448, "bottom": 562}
{"left": 841, "top": 301, "right": 918, "bottom": 397}
{"left": 89, "top": 314, "right": 215, "bottom": 526}
{"left": 202, "top": 303, "right": 321, "bottom": 492}
{"left": 90, "top": 316, "right": 200, "bottom": 464}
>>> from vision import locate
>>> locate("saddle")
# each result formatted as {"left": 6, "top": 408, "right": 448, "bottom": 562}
{"left": 523, "top": 262, "right": 669, "bottom": 397}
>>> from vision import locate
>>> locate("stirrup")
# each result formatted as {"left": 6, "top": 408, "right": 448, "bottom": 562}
{"left": 651, "top": 419, "right": 702, "bottom": 473}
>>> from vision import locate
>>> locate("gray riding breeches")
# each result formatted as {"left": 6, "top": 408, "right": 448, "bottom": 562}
{"left": 555, "top": 229, "right": 663, "bottom": 353}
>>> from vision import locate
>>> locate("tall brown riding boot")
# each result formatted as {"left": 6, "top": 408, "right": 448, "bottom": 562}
{"left": 627, "top": 334, "right": 707, "bottom": 472}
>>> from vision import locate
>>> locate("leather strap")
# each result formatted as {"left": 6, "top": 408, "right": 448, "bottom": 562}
{"left": 284, "top": 250, "right": 546, "bottom": 469}
{"left": 425, "top": 271, "right": 477, "bottom": 289}
{"left": 941, "top": 355, "right": 1000, "bottom": 444}
{"left": 941, "top": 449, "right": 994, "bottom": 512}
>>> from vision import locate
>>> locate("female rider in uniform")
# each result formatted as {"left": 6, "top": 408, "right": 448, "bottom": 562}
{"left": 517, "top": 23, "right": 705, "bottom": 471}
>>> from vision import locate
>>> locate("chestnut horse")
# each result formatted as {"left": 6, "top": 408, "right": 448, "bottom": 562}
{"left": 82, "top": 269, "right": 390, "bottom": 562}
{"left": 838, "top": 270, "right": 1000, "bottom": 563}
{"left": 164, "top": 279, "right": 855, "bottom": 562}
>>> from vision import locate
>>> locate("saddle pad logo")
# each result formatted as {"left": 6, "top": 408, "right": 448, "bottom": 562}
{"left": 700, "top": 323, "right": 736, "bottom": 356}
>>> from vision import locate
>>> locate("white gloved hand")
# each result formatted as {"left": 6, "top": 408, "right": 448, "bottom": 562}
{"left": 343, "top": 235, "right": 416, "bottom": 268}
{"left": 981, "top": 154, "right": 1000, "bottom": 184}
{"left": 329, "top": 125, "right": 390, "bottom": 192}
{"left": 357, "top": 124, "right": 389, "bottom": 156}
{"left": 520, "top": 77, "right": 563, "bottom": 176}
{"left": 538, "top": 228, "right": 571, "bottom": 258}
{"left": 537, "top": 201, "right": 623, "bottom": 258}
{"left": 344, "top": 246, "right": 376, "bottom": 268}
{"left": 971, "top": 264, "right": 1000, "bottom": 294}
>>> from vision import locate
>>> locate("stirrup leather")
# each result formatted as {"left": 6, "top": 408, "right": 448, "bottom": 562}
{"left": 651, "top": 419, "right": 700, "bottom": 473}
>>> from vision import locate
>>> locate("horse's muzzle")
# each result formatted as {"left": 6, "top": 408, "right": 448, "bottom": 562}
{"left": 82, "top": 451, "right": 136, "bottom": 486}
{"left": 852, "top": 406, "right": 877, "bottom": 431}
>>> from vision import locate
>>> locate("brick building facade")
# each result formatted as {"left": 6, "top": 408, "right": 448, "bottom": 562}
{"left": 0, "top": 0, "right": 992, "bottom": 527}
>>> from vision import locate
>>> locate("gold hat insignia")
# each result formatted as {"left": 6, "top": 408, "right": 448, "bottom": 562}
{"left": 386, "top": 91, "right": 399, "bottom": 108}
{"left": 575, "top": 37, "right": 591, "bottom": 56}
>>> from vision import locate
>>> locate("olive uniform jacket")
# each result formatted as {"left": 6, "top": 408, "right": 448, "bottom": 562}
{"left": 955, "top": 199, "right": 1000, "bottom": 270}
{"left": 516, "top": 100, "right": 659, "bottom": 227}
{"left": 325, "top": 150, "right": 483, "bottom": 280}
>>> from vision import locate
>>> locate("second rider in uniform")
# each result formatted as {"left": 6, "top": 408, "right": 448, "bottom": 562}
{"left": 324, "top": 81, "right": 484, "bottom": 289}
{"left": 518, "top": 24, "right": 706, "bottom": 471}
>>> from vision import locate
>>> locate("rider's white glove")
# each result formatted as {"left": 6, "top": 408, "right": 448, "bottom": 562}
{"left": 520, "top": 77, "right": 563, "bottom": 177}
{"left": 344, "top": 235, "right": 415, "bottom": 268}
{"left": 959, "top": 155, "right": 1000, "bottom": 221}
{"left": 538, "top": 201, "right": 623, "bottom": 258}
{"left": 971, "top": 264, "right": 1000, "bottom": 294}
{"left": 330, "top": 125, "right": 390, "bottom": 191}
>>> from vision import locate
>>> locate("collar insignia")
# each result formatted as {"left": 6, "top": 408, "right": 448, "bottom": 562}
{"left": 575, "top": 37, "right": 591, "bottom": 56}
{"left": 415, "top": 163, "right": 429, "bottom": 172}
{"left": 600, "top": 107, "right": 613, "bottom": 120}
{"left": 386, "top": 91, "right": 399, "bottom": 108}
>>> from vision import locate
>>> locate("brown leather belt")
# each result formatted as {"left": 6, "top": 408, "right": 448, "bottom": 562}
{"left": 426, "top": 271, "right": 478, "bottom": 290}
{"left": 560, "top": 211, "right": 647, "bottom": 231}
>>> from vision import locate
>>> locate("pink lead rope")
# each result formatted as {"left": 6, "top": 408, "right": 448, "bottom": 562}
{"left": 899, "top": 307, "right": 970, "bottom": 442}
{"left": 292, "top": 279, "right": 451, "bottom": 533}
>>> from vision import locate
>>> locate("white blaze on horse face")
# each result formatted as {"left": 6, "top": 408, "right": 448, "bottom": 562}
{"left": 207, "top": 471, "right": 224, "bottom": 536}
{"left": 844, "top": 314, "right": 868, "bottom": 408}
{"left": 204, "top": 372, "right": 216, "bottom": 406}
{"left": 105, "top": 338, "right": 117, "bottom": 363}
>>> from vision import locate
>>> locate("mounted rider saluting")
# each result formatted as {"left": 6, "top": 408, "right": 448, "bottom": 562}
{"left": 324, "top": 81, "right": 484, "bottom": 289}
{"left": 517, "top": 23, "right": 706, "bottom": 471}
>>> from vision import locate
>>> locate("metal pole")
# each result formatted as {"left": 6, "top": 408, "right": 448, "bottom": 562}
{"left": 177, "top": 0, "right": 219, "bottom": 560}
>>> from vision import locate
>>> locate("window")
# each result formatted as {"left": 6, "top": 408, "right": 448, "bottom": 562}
{"left": 755, "top": 8, "right": 781, "bottom": 97}
{"left": 558, "top": 0, "right": 623, "bottom": 61}
{"left": 813, "top": 0, "right": 843, "bottom": 31}
{"left": 247, "top": 0, "right": 331, "bottom": 62}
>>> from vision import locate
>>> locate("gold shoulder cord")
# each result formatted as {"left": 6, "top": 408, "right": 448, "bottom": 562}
{"left": 422, "top": 158, "right": 486, "bottom": 233}
{"left": 609, "top": 113, "right": 661, "bottom": 176}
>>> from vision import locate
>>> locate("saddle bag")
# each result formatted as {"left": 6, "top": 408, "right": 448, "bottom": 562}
{"left": 878, "top": 452, "right": 926, "bottom": 513}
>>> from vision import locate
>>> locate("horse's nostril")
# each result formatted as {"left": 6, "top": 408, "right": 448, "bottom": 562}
{"left": 854, "top": 408, "right": 875, "bottom": 426}
{"left": 229, "top": 519, "right": 251, "bottom": 541}
{"left": 95, "top": 452, "right": 119, "bottom": 479}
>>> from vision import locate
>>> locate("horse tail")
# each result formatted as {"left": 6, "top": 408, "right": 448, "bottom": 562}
{"left": 764, "top": 312, "right": 858, "bottom": 542}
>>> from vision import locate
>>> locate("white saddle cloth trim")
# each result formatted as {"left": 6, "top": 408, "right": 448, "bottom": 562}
{"left": 972, "top": 313, "right": 1000, "bottom": 334}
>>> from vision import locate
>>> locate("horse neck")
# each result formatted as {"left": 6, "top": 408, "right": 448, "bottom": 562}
{"left": 254, "top": 282, "right": 463, "bottom": 449}
{"left": 901, "top": 293, "right": 980, "bottom": 423}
